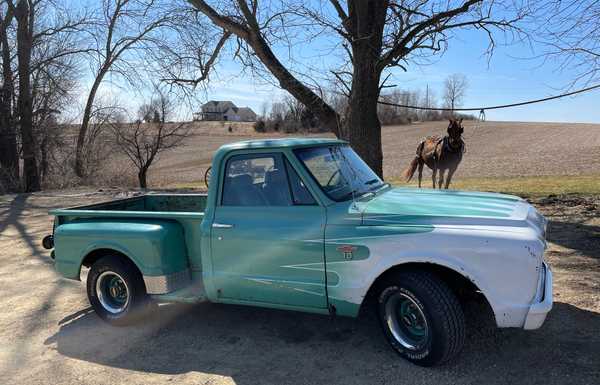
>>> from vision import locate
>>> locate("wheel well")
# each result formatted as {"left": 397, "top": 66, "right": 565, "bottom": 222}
{"left": 361, "top": 262, "right": 493, "bottom": 316}
{"left": 81, "top": 248, "right": 140, "bottom": 275}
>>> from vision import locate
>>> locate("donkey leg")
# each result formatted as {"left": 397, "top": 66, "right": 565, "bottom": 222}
{"left": 445, "top": 167, "right": 457, "bottom": 189}
{"left": 417, "top": 160, "right": 424, "bottom": 188}
{"left": 438, "top": 169, "right": 445, "bottom": 190}
{"left": 431, "top": 164, "right": 437, "bottom": 189}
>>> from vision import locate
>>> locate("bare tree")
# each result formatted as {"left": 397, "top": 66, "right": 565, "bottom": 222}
{"left": 270, "top": 101, "right": 286, "bottom": 122}
{"left": 138, "top": 99, "right": 163, "bottom": 123}
{"left": 443, "top": 74, "right": 468, "bottom": 113}
{"left": 420, "top": 86, "right": 441, "bottom": 121}
{"left": 74, "top": 0, "right": 173, "bottom": 178}
{"left": 111, "top": 89, "right": 190, "bottom": 188}
{"left": 535, "top": 1, "right": 600, "bottom": 86}
{"left": 186, "top": 0, "right": 529, "bottom": 177}
{"left": 259, "top": 101, "right": 269, "bottom": 119}
{"left": 1, "top": 0, "right": 87, "bottom": 192}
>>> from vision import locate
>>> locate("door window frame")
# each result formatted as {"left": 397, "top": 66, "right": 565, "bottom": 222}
{"left": 218, "top": 151, "right": 318, "bottom": 207}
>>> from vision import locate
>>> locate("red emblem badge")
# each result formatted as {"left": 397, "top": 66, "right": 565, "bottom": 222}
{"left": 337, "top": 245, "right": 357, "bottom": 260}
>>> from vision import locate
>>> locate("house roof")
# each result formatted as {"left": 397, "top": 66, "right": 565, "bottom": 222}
{"left": 201, "top": 100, "right": 236, "bottom": 112}
{"left": 236, "top": 107, "right": 256, "bottom": 116}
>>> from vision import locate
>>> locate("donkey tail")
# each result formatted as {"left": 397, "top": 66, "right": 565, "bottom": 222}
{"left": 403, "top": 141, "right": 425, "bottom": 182}
{"left": 403, "top": 157, "right": 420, "bottom": 182}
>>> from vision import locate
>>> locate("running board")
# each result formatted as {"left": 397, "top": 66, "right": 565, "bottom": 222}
{"left": 150, "top": 275, "right": 207, "bottom": 304}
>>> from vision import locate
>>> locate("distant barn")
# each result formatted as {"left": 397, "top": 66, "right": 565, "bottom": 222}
{"left": 193, "top": 101, "right": 257, "bottom": 122}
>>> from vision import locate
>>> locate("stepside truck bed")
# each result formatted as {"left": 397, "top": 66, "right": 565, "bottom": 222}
{"left": 49, "top": 194, "right": 208, "bottom": 299}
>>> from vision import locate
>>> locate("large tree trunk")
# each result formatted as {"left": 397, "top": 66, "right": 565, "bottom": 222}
{"left": 14, "top": 0, "right": 40, "bottom": 192}
{"left": 342, "top": 0, "right": 387, "bottom": 178}
{"left": 0, "top": 7, "right": 19, "bottom": 189}
{"left": 345, "top": 77, "right": 383, "bottom": 178}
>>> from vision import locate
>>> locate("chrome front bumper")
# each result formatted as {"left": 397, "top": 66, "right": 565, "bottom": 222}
{"left": 524, "top": 262, "right": 553, "bottom": 330}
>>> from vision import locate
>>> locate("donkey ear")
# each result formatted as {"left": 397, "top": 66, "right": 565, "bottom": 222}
{"left": 448, "top": 118, "right": 453, "bottom": 124}
{"left": 459, "top": 118, "right": 463, "bottom": 124}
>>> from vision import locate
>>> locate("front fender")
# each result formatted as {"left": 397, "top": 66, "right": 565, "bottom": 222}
{"left": 54, "top": 219, "right": 188, "bottom": 280}
{"left": 325, "top": 225, "right": 543, "bottom": 327}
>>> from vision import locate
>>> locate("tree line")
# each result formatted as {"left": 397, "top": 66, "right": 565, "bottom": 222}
{"left": 256, "top": 73, "right": 472, "bottom": 133}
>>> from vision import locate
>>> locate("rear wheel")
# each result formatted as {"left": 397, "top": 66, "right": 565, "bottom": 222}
{"left": 377, "top": 270, "right": 465, "bottom": 366}
{"left": 87, "top": 255, "right": 155, "bottom": 326}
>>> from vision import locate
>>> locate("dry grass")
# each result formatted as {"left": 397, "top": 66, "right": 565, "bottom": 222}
{"left": 395, "top": 175, "right": 600, "bottom": 198}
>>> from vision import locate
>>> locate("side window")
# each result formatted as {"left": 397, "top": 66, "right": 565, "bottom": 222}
{"left": 222, "top": 154, "right": 293, "bottom": 206}
{"left": 285, "top": 159, "right": 316, "bottom": 205}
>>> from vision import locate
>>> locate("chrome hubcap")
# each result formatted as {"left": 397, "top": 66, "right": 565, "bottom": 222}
{"left": 96, "top": 271, "right": 130, "bottom": 314}
{"left": 385, "top": 292, "right": 429, "bottom": 350}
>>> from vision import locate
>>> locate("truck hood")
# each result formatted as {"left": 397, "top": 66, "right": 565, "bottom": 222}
{"left": 360, "top": 187, "right": 546, "bottom": 234}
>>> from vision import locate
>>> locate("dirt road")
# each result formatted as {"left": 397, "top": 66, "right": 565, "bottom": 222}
{"left": 0, "top": 191, "right": 599, "bottom": 384}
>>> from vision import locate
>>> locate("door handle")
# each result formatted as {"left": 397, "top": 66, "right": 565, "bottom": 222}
{"left": 212, "top": 222, "right": 234, "bottom": 229}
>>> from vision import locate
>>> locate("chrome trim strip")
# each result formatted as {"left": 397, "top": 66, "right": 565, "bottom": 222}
{"left": 212, "top": 223, "right": 234, "bottom": 228}
{"left": 143, "top": 269, "right": 191, "bottom": 294}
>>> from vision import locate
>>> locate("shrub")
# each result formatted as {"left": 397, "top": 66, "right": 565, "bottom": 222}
{"left": 254, "top": 119, "right": 266, "bottom": 132}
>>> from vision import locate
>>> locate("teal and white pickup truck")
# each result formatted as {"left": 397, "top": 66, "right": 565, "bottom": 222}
{"left": 44, "top": 138, "right": 552, "bottom": 366}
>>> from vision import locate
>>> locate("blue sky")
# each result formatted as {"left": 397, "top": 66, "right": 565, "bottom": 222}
{"left": 199, "top": 20, "right": 600, "bottom": 124}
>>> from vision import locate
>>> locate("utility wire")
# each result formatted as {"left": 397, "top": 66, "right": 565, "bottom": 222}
{"left": 376, "top": 83, "right": 600, "bottom": 111}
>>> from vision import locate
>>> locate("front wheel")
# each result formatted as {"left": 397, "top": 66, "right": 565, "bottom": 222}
{"left": 377, "top": 270, "right": 465, "bottom": 366}
{"left": 86, "top": 255, "right": 155, "bottom": 326}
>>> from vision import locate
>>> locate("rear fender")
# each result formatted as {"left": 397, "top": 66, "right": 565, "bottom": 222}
{"left": 53, "top": 219, "right": 189, "bottom": 284}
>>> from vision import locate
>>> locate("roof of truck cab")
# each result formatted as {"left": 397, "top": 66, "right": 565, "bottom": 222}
{"left": 218, "top": 137, "right": 347, "bottom": 151}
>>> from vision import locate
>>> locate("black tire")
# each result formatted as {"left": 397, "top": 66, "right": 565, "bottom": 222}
{"left": 204, "top": 167, "right": 212, "bottom": 189}
{"left": 377, "top": 270, "right": 465, "bottom": 366}
{"left": 86, "top": 255, "right": 155, "bottom": 326}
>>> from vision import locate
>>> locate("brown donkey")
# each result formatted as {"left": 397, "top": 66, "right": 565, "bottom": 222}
{"left": 403, "top": 118, "right": 465, "bottom": 189}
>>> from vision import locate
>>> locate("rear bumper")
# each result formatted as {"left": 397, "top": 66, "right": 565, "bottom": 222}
{"left": 523, "top": 262, "right": 553, "bottom": 330}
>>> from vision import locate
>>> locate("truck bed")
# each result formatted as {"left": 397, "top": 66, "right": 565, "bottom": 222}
{"left": 62, "top": 193, "right": 207, "bottom": 214}
{"left": 49, "top": 193, "right": 208, "bottom": 284}
{"left": 49, "top": 193, "right": 207, "bottom": 222}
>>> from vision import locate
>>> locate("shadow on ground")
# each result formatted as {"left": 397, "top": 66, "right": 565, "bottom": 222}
{"left": 45, "top": 301, "right": 600, "bottom": 384}
{"left": 535, "top": 195, "right": 600, "bottom": 259}
{"left": 547, "top": 220, "right": 600, "bottom": 260}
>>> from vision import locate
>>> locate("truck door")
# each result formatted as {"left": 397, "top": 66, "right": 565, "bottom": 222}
{"left": 211, "top": 152, "right": 327, "bottom": 309}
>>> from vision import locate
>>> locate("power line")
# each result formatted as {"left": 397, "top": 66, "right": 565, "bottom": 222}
{"left": 376, "top": 83, "right": 600, "bottom": 111}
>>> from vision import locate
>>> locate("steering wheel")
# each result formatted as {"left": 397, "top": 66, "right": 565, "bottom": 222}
{"left": 325, "top": 169, "right": 341, "bottom": 188}
{"left": 204, "top": 167, "right": 212, "bottom": 189}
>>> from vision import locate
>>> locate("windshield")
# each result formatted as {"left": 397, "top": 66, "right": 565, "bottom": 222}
{"left": 295, "top": 145, "right": 384, "bottom": 201}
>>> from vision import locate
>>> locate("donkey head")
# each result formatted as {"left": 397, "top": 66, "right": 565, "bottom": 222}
{"left": 447, "top": 118, "right": 464, "bottom": 140}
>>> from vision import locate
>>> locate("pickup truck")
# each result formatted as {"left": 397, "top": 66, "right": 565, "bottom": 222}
{"left": 44, "top": 138, "right": 552, "bottom": 366}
